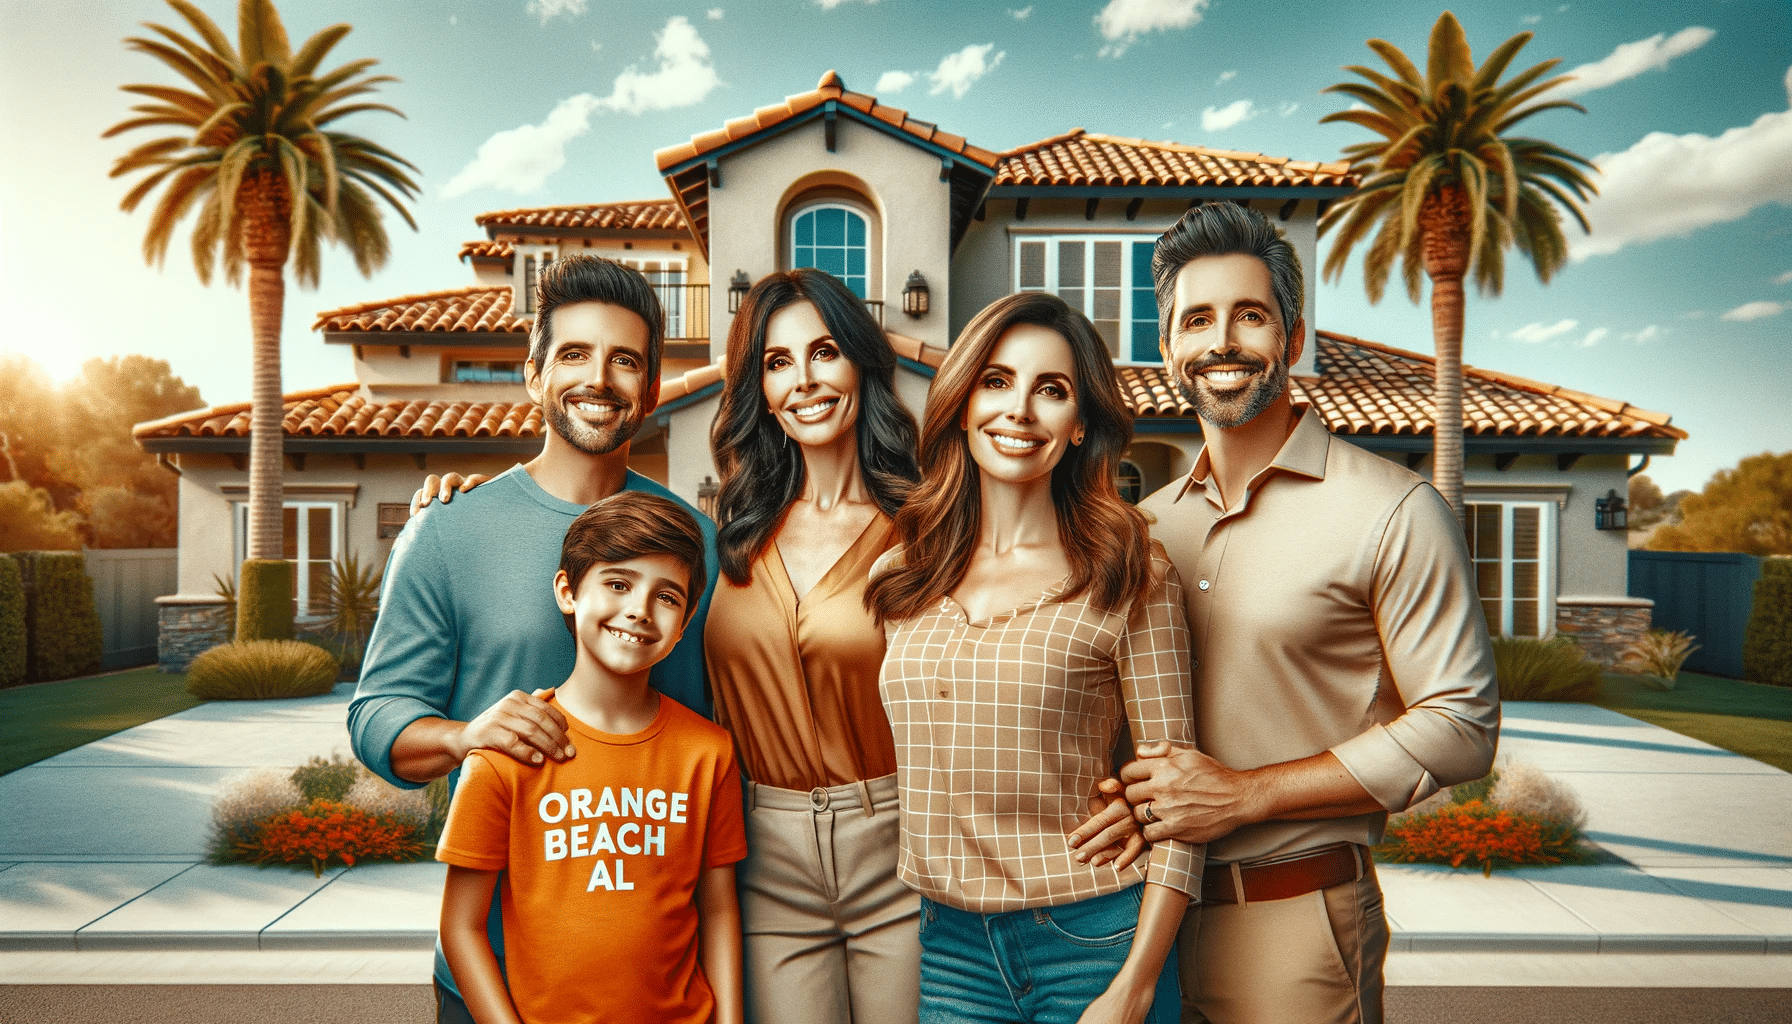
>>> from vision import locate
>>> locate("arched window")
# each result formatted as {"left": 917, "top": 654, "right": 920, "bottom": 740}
{"left": 1115, "top": 460, "right": 1143, "bottom": 504}
{"left": 791, "top": 204, "right": 868, "bottom": 298}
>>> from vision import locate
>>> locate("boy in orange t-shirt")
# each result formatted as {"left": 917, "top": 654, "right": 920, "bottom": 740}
{"left": 437, "top": 493, "right": 746, "bottom": 1024}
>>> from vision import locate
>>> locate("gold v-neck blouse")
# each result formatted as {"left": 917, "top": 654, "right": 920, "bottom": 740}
{"left": 703, "top": 514, "right": 901, "bottom": 792}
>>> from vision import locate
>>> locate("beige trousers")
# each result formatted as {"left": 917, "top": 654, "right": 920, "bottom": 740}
{"left": 740, "top": 773, "right": 921, "bottom": 1024}
{"left": 1178, "top": 856, "right": 1387, "bottom": 1024}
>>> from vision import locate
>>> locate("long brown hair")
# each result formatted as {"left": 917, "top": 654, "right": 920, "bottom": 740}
{"left": 865, "top": 292, "right": 1150, "bottom": 622}
{"left": 710, "top": 269, "right": 919, "bottom": 585}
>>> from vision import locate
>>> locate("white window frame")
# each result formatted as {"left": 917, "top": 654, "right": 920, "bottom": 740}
{"left": 789, "top": 202, "right": 871, "bottom": 298}
{"left": 614, "top": 256, "right": 691, "bottom": 339}
{"left": 513, "top": 244, "right": 559, "bottom": 315}
{"left": 1011, "top": 234, "right": 1161, "bottom": 364}
{"left": 1464, "top": 500, "right": 1556, "bottom": 638}
{"left": 232, "top": 500, "right": 343, "bottom": 619}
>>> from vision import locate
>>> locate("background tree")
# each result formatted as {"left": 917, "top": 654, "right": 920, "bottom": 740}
{"left": 1318, "top": 11, "right": 1598, "bottom": 518}
{"left": 104, "top": 0, "right": 417, "bottom": 618}
{"left": 1628, "top": 473, "right": 1692, "bottom": 533}
{"left": 0, "top": 483, "right": 84, "bottom": 553}
{"left": 1649, "top": 452, "right": 1792, "bottom": 555}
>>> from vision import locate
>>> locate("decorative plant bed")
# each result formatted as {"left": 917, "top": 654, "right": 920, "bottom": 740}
{"left": 1373, "top": 762, "right": 1599, "bottom": 876}
{"left": 210, "top": 754, "right": 449, "bottom": 876}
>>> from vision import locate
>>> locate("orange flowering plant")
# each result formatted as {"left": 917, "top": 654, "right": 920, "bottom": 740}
{"left": 1374, "top": 799, "right": 1595, "bottom": 876}
{"left": 235, "top": 799, "right": 429, "bottom": 877}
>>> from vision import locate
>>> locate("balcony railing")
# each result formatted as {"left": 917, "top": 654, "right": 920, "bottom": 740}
{"left": 652, "top": 282, "right": 709, "bottom": 342}
{"left": 862, "top": 299, "right": 884, "bottom": 327}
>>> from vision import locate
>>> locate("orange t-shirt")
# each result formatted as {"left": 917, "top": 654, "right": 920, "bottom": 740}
{"left": 436, "top": 694, "right": 747, "bottom": 1024}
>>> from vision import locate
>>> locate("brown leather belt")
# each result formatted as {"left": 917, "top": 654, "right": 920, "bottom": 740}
{"left": 1201, "top": 842, "right": 1366, "bottom": 906}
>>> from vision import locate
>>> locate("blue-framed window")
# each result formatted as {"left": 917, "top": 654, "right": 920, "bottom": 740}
{"left": 1014, "top": 236, "right": 1161, "bottom": 362}
{"left": 792, "top": 204, "right": 868, "bottom": 298}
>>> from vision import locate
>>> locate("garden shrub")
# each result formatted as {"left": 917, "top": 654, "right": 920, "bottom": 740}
{"left": 1491, "top": 636, "right": 1601, "bottom": 702}
{"left": 0, "top": 556, "right": 25, "bottom": 687}
{"left": 291, "top": 753, "right": 359, "bottom": 802}
{"left": 1449, "top": 768, "right": 1500, "bottom": 806}
{"left": 208, "top": 768, "right": 305, "bottom": 861}
{"left": 12, "top": 551, "right": 102, "bottom": 682}
{"left": 1375, "top": 800, "right": 1595, "bottom": 876}
{"left": 236, "top": 559, "right": 293, "bottom": 642}
{"left": 1488, "top": 762, "right": 1587, "bottom": 830}
{"left": 345, "top": 773, "right": 433, "bottom": 832}
{"left": 1743, "top": 559, "right": 1792, "bottom": 688}
{"left": 1620, "top": 629, "right": 1699, "bottom": 690}
{"left": 235, "top": 799, "right": 427, "bottom": 876}
{"left": 185, "top": 640, "right": 338, "bottom": 700}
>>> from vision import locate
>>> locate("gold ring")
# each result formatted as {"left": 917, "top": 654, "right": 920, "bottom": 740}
{"left": 1141, "top": 802, "right": 1157, "bottom": 824}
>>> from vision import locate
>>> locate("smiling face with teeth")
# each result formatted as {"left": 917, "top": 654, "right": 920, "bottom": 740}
{"left": 1162, "top": 253, "right": 1305, "bottom": 430}
{"left": 761, "top": 300, "right": 862, "bottom": 452}
{"left": 554, "top": 552, "right": 692, "bottom": 680}
{"left": 525, "top": 301, "right": 652, "bottom": 456}
{"left": 962, "top": 323, "right": 1083, "bottom": 486}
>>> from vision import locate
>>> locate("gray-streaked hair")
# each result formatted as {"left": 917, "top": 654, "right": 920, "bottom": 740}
{"left": 1151, "top": 202, "right": 1304, "bottom": 356}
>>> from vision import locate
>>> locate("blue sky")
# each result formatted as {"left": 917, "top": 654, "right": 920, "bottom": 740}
{"left": 1, "top": 0, "right": 1788, "bottom": 493}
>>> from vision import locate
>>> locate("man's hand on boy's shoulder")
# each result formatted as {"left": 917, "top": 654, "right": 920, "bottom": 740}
{"left": 461, "top": 687, "right": 574, "bottom": 767}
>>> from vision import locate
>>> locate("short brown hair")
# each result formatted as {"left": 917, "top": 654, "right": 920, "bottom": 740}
{"left": 559, "top": 492, "right": 707, "bottom": 629}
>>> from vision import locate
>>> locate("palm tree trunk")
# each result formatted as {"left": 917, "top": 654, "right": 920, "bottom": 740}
{"left": 1421, "top": 187, "right": 1472, "bottom": 524}
{"left": 241, "top": 170, "right": 291, "bottom": 562}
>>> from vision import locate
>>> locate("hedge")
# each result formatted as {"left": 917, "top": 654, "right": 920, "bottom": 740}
{"left": 1742, "top": 558, "right": 1792, "bottom": 687}
{"left": 13, "top": 551, "right": 103, "bottom": 682}
{"left": 0, "top": 556, "right": 25, "bottom": 687}
{"left": 237, "top": 559, "right": 294, "bottom": 642}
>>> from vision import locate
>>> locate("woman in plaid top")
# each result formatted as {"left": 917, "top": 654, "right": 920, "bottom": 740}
{"left": 867, "top": 292, "right": 1201, "bottom": 1024}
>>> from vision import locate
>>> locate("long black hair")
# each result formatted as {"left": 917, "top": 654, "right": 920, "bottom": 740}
{"left": 710, "top": 269, "right": 920, "bottom": 585}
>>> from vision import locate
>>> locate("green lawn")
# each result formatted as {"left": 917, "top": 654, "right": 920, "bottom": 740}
{"left": 0, "top": 667, "right": 201, "bottom": 776}
{"left": 1596, "top": 670, "right": 1792, "bottom": 773}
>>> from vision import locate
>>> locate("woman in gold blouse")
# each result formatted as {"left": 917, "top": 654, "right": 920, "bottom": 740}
{"left": 866, "top": 292, "right": 1199, "bottom": 1024}
{"left": 705, "top": 269, "right": 923, "bottom": 1024}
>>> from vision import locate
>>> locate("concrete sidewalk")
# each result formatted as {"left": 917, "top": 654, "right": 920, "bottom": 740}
{"left": 1, "top": 686, "right": 1788, "bottom": 985}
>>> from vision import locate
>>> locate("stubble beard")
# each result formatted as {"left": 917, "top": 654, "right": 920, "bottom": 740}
{"left": 1172, "top": 350, "right": 1290, "bottom": 429}
{"left": 546, "top": 387, "right": 641, "bottom": 455}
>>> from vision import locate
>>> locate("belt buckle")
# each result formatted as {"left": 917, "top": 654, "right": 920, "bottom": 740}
{"left": 809, "top": 787, "right": 830, "bottom": 811}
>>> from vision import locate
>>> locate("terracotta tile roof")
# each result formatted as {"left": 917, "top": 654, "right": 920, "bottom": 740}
{"left": 133, "top": 386, "right": 547, "bottom": 441}
{"left": 314, "top": 286, "right": 526, "bottom": 335}
{"left": 654, "top": 70, "right": 1000, "bottom": 174}
{"left": 994, "top": 130, "right": 1357, "bottom": 189}
{"left": 473, "top": 198, "right": 688, "bottom": 233}
{"left": 458, "top": 239, "right": 513, "bottom": 261}
{"left": 1119, "top": 331, "right": 1685, "bottom": 439}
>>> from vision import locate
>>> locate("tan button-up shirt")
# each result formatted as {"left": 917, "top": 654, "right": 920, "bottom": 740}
{"left": 1141, "top": 407, "right": 1499, "bottom": 866}
{"left": 879, "top": 545, "right": 1202, "bottom": 913}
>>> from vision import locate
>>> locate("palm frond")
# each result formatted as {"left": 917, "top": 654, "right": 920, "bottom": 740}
{"left": 1367, "top": 38, "right": 1425, "bottom": 90}
{"left": 288, "top": 22, "right": 350, "bottom": 79}
{"left": 1425, "top": 11, "right": 1474, "bottom": 89}
{"left": 237, "top": 0, "right": 292, "bottom": 67}
{"left": 1471, "top": 32, "right": 1534, "bottom": 92}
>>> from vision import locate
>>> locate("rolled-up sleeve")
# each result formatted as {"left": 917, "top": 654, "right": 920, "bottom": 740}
{"left": 347, "top": 520, "right": 458, "bottom": 790}
{"left": 1330, "top": 484, "right": 1500, "bottom": 811}
{"left": 1116, "top": 553, "right": 1205, "bottom": 896}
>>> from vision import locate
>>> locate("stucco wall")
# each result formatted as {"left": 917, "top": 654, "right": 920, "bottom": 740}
{"left": 664, "top": 392, "right": 722, "bottom": 510}
{"left": 705, "top": 117, "right": 955, "bottom": 362}
{"left": 1458, "top": 451, "right": 1631, "bottom": 600}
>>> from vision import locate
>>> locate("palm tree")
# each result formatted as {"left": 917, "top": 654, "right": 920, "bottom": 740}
{"left": 105, "top": 0, "right": 417, "bottom": 621}
{"left": 1318, "top": 11, "right": 1597, "bottom": 518}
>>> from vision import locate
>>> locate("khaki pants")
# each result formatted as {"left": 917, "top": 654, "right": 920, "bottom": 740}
{"left": 741, "top": 774, "right": 921, "bottom": 1024}
{"left": 1178, "top": 857, "right": 1387, "bottom": 1024}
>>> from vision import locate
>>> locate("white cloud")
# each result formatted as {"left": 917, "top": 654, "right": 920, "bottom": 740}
{"left": 526, "top": 0, "right": 587, "bottom": 25}
{"left": 928, "top": 43, "right": 1004, "bottom": 99}
{"left": 1215, "top": 69, "right": 1236, "bottom": 84}
{"left": 1508, "top": 319, "right": 1580, "bottom": 343}
{"left": 1775, "top": 269, "right": 1792, "bottom": 285}
{"left": 1009, "top": 5, "right": 1033, "bottom": 19}
{"left": 442, "top": 17, "right": 718, "bottom": 198}
{"left": 1573, "top": 66, "right": 1792, "bottom": 259}
{"left": 1201, "top": 99, "right": 1257, "bottom": 132}
{"left": 1577, "top": 326, "right": 1609, "bottom": 347}
{"left": 707, "top": 8, "right": 724, "bottom": 19}
{"left": 816, "top": 0, "right": 877, "bottom": 8}
{"left": 449, "top": 14, "right": 457, "bottom": 26}
{"left": 1623, "top": 324, "right": 1663, "bottom": 343}
{"left": 1521, "top": 14, "right": 1541, "bottom": 25}
{"left": 876, "top": 70, "right": 916, "bottom": 94}
{"left": 1277, "top": 100, "right": 1300, "bottom": 117}
{"left": 1721, "top": 301, "right": 1787, "bottom": 322}
{"left": 588, "top": 40, "right": 600, "bottom": 52}
{"left": 1095, "top": 0, "right": 1210, "bottom": 57}
{"left": 1553, "top": 27, "right": 1715, "bottom": 97}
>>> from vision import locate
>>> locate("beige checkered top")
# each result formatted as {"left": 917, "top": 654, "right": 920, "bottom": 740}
{"left": 879, "top": 544, "right": 1203, "bottom": 913}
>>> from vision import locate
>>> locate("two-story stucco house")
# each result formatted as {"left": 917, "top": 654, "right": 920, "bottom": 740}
{"left": 137, "top": 72, "right": 1684, "bottom": 669}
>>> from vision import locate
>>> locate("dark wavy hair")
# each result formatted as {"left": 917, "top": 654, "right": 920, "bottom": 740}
{"left": 711, "top": 269, "right": 920, "bottom": 585}
{"left": 865, "top": 292, "right": 1150, "bottom": 623}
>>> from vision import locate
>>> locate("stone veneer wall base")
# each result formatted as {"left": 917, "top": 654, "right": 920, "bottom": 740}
{"left": 155, "top": 596, "right": 230, "bottom": 673}
{"left": 1555, "top": 596, "right": 1654, "bottom": 669}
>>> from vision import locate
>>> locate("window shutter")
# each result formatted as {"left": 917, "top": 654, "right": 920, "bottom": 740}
{"left": 1018, "top": 241, "right": 1046, "bottom": 289}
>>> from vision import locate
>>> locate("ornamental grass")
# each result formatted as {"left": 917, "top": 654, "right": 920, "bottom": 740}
{"left": 185, "top": 640, "right": 338, "bottom": 700}
{"left": 1491, "top": 636, "right": 1602, "bottom": 702}
{"left": 209, "top": 755, "right": 439, "bottom": 873}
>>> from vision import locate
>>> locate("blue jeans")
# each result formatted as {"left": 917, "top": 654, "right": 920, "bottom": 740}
{"left": 918, "top": 884, "right": 1180, "bottom": 1024}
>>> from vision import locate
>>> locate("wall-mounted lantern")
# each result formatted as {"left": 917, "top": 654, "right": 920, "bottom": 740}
{"left": 902, "top": 270, "right": 929, "bottom": 317}
{"left": 698, "top": 475, "right": 719, "bottom": 519}
{"left": 727, "top": 270, "right": 751, "bottom": 314}
{"left": 1594, "top": 489, "right": 1628, "bottom": 531}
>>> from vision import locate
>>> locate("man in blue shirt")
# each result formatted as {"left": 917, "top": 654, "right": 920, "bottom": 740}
{"left": 348, "top": 255, "right": 717, "bottom": 1023}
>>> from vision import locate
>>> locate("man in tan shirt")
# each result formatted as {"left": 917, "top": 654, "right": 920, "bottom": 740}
{"left": 1076, "top": 202, "right": 1499, "bottom": 1023}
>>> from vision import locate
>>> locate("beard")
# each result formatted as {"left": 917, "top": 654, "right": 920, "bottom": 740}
{"left": 545, "top": 386, "right": 642, "bottom": 455}
{"left": 1171, "top": 349, "right": 1289, "bottom": 429}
